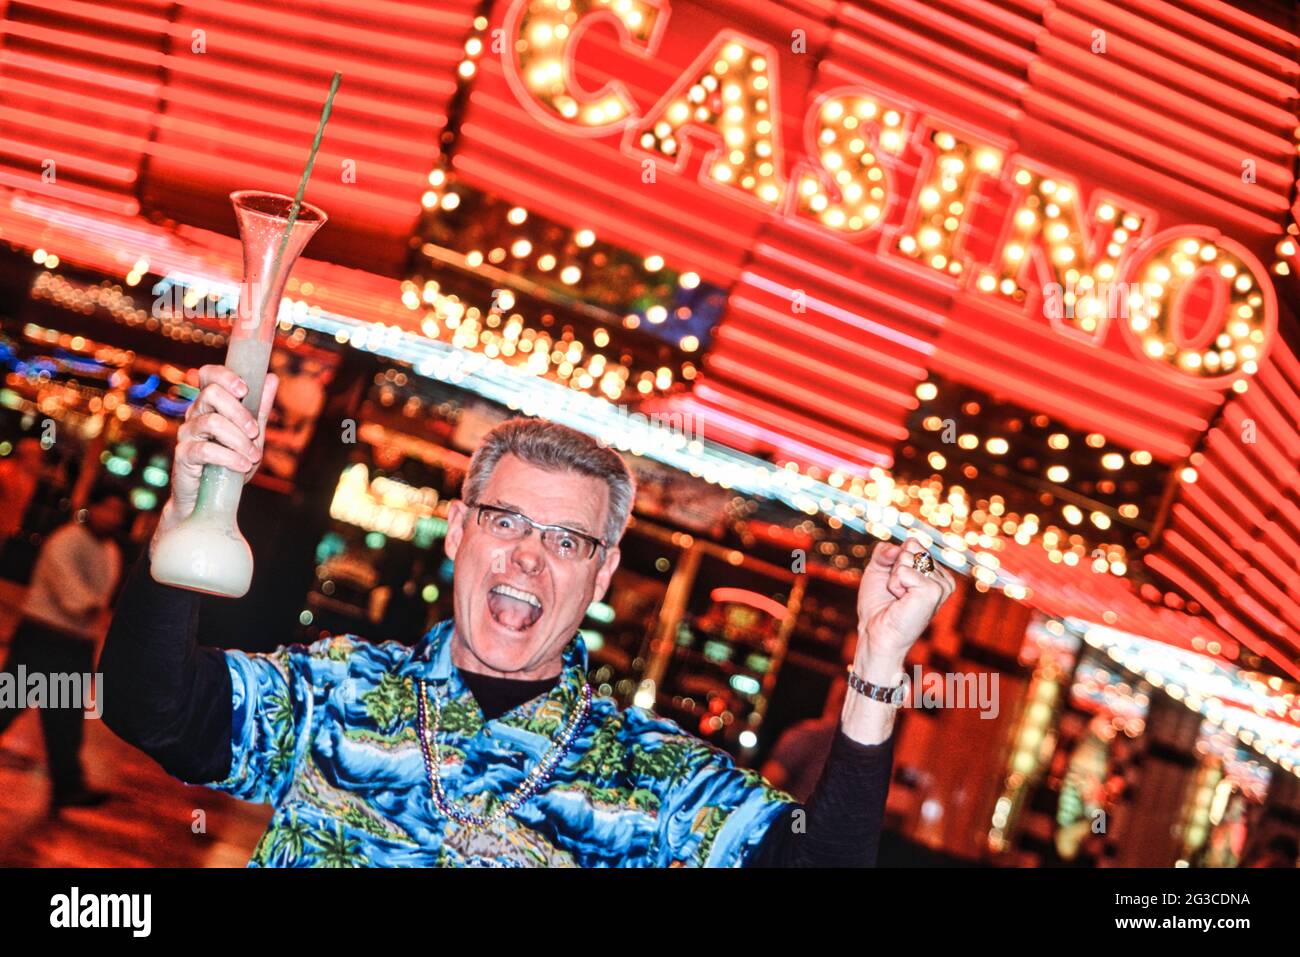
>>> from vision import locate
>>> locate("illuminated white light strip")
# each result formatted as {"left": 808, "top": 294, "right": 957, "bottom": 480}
{"left": 1076, "top": 618, "right": 1300, "bottom": 776}
{"left": 143, "top": 274, "right": 1020, "bottom": 587}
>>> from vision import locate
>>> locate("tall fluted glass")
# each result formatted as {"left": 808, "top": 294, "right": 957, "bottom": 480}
{"left": 151, "top": 190, "right": 327, "bottom": 597}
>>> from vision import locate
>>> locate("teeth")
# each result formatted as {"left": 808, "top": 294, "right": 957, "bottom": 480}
{"left": 492, "top": 584, "right": 542, "bottom": 608}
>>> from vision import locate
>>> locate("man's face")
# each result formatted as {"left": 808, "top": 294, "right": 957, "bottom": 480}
{"left": 444, "top": 454, "right": 621, "bottom": 679}
{"left": 87, "top": 497, "right": 127, "bottom": 537}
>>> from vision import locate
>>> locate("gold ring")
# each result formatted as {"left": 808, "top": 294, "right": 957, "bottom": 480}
{"left": 912, "top": 551, "right": 935, "bottom": 576}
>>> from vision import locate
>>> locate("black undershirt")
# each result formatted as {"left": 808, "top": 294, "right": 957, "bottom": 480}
{"left": 99, "top": 553, "right": 894, "bottom": 866}
{"left": 459, "top": 669, "right": 559, "bottom": 721}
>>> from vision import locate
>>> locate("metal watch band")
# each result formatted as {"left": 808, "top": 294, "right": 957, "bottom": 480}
{"left": 846, "top": 668, "right": 906, "bottom": 705}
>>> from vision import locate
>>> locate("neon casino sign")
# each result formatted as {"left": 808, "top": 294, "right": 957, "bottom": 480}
{"left": 501, "top": 0, "right": 1278, "bottom": 389}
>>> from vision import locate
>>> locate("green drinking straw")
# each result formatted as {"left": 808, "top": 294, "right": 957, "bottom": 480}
{"left": 260, "top": 71, "right": 342, "bottom": 319}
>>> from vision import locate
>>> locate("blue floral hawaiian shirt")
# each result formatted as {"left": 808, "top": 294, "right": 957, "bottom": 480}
{"left": 207, "top": 618, "right": 796, "bottom": 867}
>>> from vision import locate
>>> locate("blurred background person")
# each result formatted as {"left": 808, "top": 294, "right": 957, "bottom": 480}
{"left": 0, "top": 436, "right": 42, "bottom": 544}
{"left": 0, "top": 486, "right": 127, "bottom": 813}
{"left": 761, "top": 674, "right": 849, "bottom": 803}
{"left": 1244, "top": 834, "right": 1299, "bottom": 868}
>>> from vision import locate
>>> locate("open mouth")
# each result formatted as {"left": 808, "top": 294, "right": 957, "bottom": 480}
{"left": 487, "top": 583, "right": 544, "bottom": 631}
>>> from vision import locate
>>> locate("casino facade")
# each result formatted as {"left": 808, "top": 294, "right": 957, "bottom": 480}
{"left": 0, "top": 0, "right": 1296, "bottom": 866}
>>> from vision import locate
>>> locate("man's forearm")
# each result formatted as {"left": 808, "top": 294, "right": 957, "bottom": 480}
{"left": 98, "top": 552, "right": 234, "bottom": 783}
{"left": 746, "top": 726, "right": 896, "bottom": 867}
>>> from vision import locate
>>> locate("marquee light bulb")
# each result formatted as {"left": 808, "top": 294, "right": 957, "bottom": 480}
{"left": 979, "top": 169, "right": 1145, "bottom": 343}
{"left": 633, "top": 34, "right": 784, "bottom": 206}
{"left": 896, "top": 130, "right": 1003, "bottom": 276}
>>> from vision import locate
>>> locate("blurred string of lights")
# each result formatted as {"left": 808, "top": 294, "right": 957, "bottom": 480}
{"left": 417, "top": 184, "right": 719, "bottom": 340}
{"left": 455, "top": 11, "right": 490, "bottom": 83}
{"left": 0, "top": 321, "right": 180, "bottom": 506}
{"left": 900, "top": 373, "right": 1181, "bottom": 586}
{"left": 33, "top": 265, "right": 234, "bottom": 350}
{"left": 1069, "top": 655, "right": 1150, "bottom": 738}
{"left": 1, "top": 321, "right": 193, "bottom": 438}
{"left": 724, "top": 495, "right": 880, "bottom": 573}
{"left": 409, "top": 178, "right": 723, "bottom": 402}
{"left": 1078, "top": 620, "right": 1300, "bottom": 780}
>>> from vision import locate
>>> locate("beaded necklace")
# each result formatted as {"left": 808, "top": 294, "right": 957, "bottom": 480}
{"left": 415, "top": 677, "right": 592, "bottom": 831}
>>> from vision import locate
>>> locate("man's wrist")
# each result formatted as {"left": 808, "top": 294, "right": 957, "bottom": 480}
{"left": 840, "top": 648, "right": 908, "bottom": 746}
{"left": 855, "top": 646, "right": 908, "bottom": 686}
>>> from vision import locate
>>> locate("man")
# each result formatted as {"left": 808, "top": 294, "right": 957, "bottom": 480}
{"left": 0, "top": 436, "right": 43, "bottom": 542}
{"left": 1245, "top": 834, "right": 1299, "bottom": 868}
{"left": 0, "top": 485, "right": 126, "bottom": 812}
{"left": 102, "top": 364, "right": 954, "bottom": 866}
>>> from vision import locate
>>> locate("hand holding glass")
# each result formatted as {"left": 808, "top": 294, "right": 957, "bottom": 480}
{"left": 150, "top": 191, "right": 327, "bottom": 597}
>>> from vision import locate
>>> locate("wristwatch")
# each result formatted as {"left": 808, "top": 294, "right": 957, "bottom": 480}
{"left": 846, "top": 668, "right": 910, "bottom": 707}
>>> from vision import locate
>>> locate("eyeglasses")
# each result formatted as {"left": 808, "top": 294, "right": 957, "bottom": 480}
{"left": 468, "top": 503, "right": 606, "bottom": 562}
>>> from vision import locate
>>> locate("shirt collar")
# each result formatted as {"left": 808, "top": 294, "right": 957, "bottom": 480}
{"left": 407, "top": 618, "right": 589, "bottom": 721}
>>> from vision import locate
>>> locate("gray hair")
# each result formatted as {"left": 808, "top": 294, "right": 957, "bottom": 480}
{"left": 461, "top": 418, "right": 636, "bottom": 547}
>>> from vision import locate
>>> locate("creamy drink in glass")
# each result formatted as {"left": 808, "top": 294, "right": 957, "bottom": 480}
{"left": 150, "top": 190, "right": 327, "bottom": 597}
